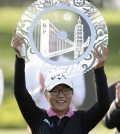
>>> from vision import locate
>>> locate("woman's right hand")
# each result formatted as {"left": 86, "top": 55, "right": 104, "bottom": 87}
{"left": 11, "top": 29, "right": 25, "bottom": 58}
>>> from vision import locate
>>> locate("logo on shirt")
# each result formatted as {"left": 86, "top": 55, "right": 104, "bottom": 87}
{"left": 43, "top": 119, "right": 54, "bottom": 128}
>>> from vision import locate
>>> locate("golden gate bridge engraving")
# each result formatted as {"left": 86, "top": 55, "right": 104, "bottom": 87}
{"left": 33, "top": 16, "right": 90, "bottom": 60}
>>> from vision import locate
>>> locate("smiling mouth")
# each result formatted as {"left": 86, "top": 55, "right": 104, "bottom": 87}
{"left": 56, "top": 100, "right": 66, "bottom": 103}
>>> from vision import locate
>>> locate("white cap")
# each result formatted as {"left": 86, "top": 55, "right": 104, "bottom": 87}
{"left": 44, "top": 72, "right": 73, "bottom": 91}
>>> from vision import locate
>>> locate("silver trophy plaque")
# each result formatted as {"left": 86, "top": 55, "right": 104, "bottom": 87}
{"left": 17, "top": 0, "right": 108, "bottom": 75}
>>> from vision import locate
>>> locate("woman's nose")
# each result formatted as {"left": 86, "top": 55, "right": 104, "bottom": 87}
{"left": 57, "top": 90, "right": 65, "bottom": 97}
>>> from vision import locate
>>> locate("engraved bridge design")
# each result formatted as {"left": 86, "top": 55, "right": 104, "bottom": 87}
{"left": 33, "top": 16, "right": 90, "bottom": 59}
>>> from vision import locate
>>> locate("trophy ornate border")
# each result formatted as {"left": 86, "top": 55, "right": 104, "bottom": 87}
{"left": 16, "top": 0, "right": 108, "bottom": 74}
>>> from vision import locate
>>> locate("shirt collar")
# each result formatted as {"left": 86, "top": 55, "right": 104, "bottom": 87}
{"left": 47, "top": 107, "right": 74, "bottom": 118}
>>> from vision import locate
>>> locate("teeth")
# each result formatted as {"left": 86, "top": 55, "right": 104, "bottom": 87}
{"left": 57, "top": 100, "right": 66, "bottom": 103}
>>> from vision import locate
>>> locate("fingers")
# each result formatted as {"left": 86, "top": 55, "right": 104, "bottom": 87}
{"left": 100, "top": 45, "right": 109, "bottom": 56}
{"left": 11, "top": 30, "right": 25, "bottom": 48}
{"left": 11, "top": 29, "right": 26, "bottom": 58}
{"left": 12, "top": 28, "right": 16, "bottom": 39}
{"left": 12, "top": 35, "right": 24, "bottom": 47}
{"left": 11, "top": 28, "right": 17, "bottom": 46}
{"left": 92, "top": 47, "right": 102, "bottom": 58}
{"left": 92, "top": 45, "right": 109, "bottom": 69}
{"left": 92, "top": 45, "right": 108, "bottom": 58}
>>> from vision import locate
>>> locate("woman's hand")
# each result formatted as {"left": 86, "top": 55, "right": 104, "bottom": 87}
{"left": 92, "top": 45, "right": 109, "bottom": 69}
{"left": 11, "top": 29, "right": 25, "bottom": 58}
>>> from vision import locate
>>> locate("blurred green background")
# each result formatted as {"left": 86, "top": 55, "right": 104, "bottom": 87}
{"left": 0, "top": 0, "right": 120, "bottom": 133}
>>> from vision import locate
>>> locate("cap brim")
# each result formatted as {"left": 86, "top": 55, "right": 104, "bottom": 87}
{"left": 46, "top": 80, "right": 73, "bottom": 91}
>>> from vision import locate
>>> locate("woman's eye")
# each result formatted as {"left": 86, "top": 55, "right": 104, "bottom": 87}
{"left": 64, "top": 89, "right": 69, "bottom": 91}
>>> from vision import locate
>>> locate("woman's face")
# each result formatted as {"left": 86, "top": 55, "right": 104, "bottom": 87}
{"left": 45, "top": 84, "right": 73, "bottom": 116}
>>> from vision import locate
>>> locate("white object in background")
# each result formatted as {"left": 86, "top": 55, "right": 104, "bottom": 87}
{"left": 71, "top": 74, "right": 86, "bottom": 110}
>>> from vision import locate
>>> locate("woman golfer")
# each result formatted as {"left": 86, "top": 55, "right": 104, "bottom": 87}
{"left": 11, "top": 30, "right": 109, "bottom": 134}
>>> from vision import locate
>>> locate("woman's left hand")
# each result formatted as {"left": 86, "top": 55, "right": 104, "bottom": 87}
{"left": 92, "top": 45, "right": 109, "bottom": 69}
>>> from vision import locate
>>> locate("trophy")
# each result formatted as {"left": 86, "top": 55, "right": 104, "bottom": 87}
{"left": 16, "top": 0, "right": 108, "bottom": 76}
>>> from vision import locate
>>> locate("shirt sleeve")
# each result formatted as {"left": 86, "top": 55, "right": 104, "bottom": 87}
{"left": 82, "top": 67, "right": 110, "bottom": 132}
{"left": 102, "top": 100, "right": 120, "bottom": 129}
{"left": 14, "top": 56, "right": 44, "bottom": 128}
